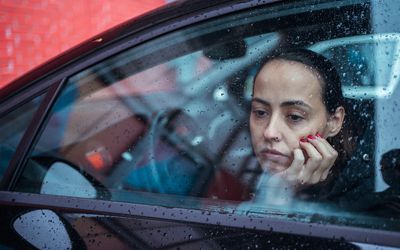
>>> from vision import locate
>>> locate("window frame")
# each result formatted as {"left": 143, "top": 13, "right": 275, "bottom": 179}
{"left": 1, "top": 191, "right": 399, "bottom": 247}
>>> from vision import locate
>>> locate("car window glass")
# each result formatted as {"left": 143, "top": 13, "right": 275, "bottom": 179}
{"left": 16, "top": 0, "right": 400, "bottom": 234}
{"left": 0, "top": 94, "right": 43, "bottom": 179}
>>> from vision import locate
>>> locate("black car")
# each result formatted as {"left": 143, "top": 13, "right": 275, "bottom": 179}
{"left": 1, "top": 0, "right": 400, "bottom": 249}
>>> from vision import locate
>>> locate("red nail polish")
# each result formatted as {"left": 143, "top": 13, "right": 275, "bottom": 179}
{"left": 316, "top": 133, "right": 322, "bottom": 138}
{"left": 307, "top": 135, "right": 316, "bottom": 140}
{"left": 300, "top": 138, "right": 307, "bottom": 142}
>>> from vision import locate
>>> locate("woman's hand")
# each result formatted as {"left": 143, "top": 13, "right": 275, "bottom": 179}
{"left": 271, "top": 134, "right": 338, "bottom": 192}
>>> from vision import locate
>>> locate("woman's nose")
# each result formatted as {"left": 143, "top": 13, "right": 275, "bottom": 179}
{"left": 263, "top": 118, "right": 282, "bottom": 142}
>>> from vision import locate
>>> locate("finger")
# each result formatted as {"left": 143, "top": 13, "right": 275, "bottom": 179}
{"left": 307, "top": 136, "right": 332, "bottom": 160}
{"left": 298, "top": 140, "right": 323, "bottom": 184}
{"left": 284, "top": 148, "right": 305, "bottom": 182}
{"left": 300, "top": 139, "right": 323, "bottom": 171}
{"left": 315, "top": 135, "right": 337, "bottom": 155}
{"left": 314, "top": 136, "right": 338, "bottom": 172}
{"left": 310, "top": 171, "right": 324, "bottom": 184}
{"left": 306, "top": 136, "right": 337, "bottom": 183}
{"left": 288, "top": 148, "right": 305, "bottom": 173}
{"left": 321, "top": 168, "right": 331, "bottom": 181}
{"left": 312, "top": 162, "right": 333, "bottom": 183}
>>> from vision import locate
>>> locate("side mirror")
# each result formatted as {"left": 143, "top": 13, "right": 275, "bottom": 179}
{"left": 13, "top": 209, "right": 85, "bottom": 249}
{"left": 41, "top": 161, "right": 97, "bottom": 198}
{"left": 39, "top": 159, "right": 110, "bottom": 199}
{"left": 14, "top": 210, "right": 72, "bottom": 249}
{"left": 14, "top": 156, "right": 110, "bottom": 199}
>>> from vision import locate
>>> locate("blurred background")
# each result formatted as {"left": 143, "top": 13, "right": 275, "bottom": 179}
{"left": 0, "top": 0, "right": 169, "bottom": 89}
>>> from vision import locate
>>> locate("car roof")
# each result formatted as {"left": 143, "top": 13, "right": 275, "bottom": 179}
{"left": 0, "top": 0, "right": 274, "bottom": 101}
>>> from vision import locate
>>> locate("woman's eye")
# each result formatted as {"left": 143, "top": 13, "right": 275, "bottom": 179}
{"left": 253, "top": 110, "right": 268, "bottom": 118}
{"left": 287, "top": 114, "right": 304, "bottom": 122}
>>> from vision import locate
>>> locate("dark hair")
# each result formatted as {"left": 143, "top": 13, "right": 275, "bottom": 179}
{"left": 254, "top": 48, "right": 345, "bottom": 114}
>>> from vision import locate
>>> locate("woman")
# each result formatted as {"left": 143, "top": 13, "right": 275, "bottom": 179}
{"left": 249, "top": 48, "right": 346, "bottom": 201}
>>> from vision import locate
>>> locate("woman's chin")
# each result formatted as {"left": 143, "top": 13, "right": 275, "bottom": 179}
{"left": 260, "top": 160, "right": 289, "bottom": 174}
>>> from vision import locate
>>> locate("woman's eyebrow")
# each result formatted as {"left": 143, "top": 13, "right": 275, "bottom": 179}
{"left": 251, "top": 97, "right": 270, "bottom": 106}
{"left": 281, "top": 100, "right": 312, "bottom": 110}
{"left": 252, "top": 98, "right": 312, "bottom": 110}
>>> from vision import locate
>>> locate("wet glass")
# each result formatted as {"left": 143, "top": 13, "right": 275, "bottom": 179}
{"left": 15, "top": 0, "right": 400, "bottom": 234}
{"left": 0, "top": 94, "right": 43, "bottom": 181}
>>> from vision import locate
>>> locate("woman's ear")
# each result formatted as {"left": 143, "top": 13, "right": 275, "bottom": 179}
{"left": 327, "top": 106, "right": 345, "bottom": 137}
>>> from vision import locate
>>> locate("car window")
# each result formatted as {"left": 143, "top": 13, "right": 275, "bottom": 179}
{"left": 0, "top": 94, "right": 44, "bottom": 179}
{"left": 15, "top": 0, "right": 400, "bottom": 236}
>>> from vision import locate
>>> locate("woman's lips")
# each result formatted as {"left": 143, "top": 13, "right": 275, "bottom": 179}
{"left": 259, "top": 149, "right": 289, "bottom": 163}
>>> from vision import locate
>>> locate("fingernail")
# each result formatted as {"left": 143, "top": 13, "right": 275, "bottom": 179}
{"left": 300, "top": 138, "right": 307, "bottom": 142}
{"left": 316, "top": 133, "right": 322, "bottom": 138}
{"left": 307, "top": 135, "right": 316, "bottom": 140}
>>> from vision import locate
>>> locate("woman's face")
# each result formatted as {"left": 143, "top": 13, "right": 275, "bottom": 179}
{"left": 250, "top": 59, "right": 332, "bottom": 174}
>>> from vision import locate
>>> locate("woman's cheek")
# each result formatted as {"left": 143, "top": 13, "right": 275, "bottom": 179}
{"left": 295, "top": 132, "right": 309, "bottom": 145}
{"left": 286, "top": 136, "right": 304, "bottom": 158}
{"left": 296, "top": 127, "right": 320, "bottom": 142}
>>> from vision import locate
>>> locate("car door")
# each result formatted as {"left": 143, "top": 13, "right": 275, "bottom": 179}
{"left": 1, "top": 0, "right": 400, "bottom": 249}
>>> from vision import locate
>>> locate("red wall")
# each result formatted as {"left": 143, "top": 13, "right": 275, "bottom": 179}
{"left": 0, "top": 0, "right": 165, "bottom": 89}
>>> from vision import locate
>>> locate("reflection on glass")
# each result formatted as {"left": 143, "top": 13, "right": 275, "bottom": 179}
{"left": 0, "top": 94, "right": 43, "bottom": 179}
